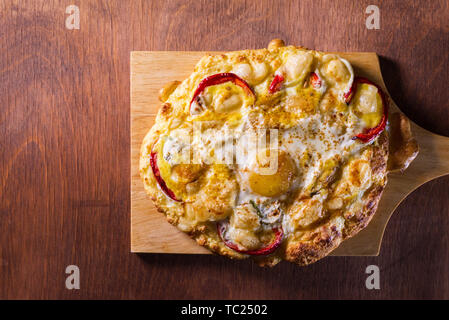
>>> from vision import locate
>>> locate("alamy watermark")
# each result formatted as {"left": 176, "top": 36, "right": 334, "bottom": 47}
{"left": 365, "top": 265, "right": 380, "bottom": 290}
{"left": 65, "top": 265, "right": 80, "bottom": 290}
{"left": 161, "top": 121, "right": 280, "bottom": 175}
{"left": 365, "top": 5, "right": 380, "bottom": 30}
{"left": 65, "top": 5, "right": 80, "bottom": 30}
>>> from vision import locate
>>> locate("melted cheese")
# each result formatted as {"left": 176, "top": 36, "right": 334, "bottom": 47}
{"left": 142, "top": 45, "right": 384, "bottom": 251}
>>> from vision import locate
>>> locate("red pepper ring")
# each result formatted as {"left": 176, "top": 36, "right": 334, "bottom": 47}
{"left": 347, "top": 77, "right": 389, "bottom": 143}
{"left": 189, "top": 73, "right": 254, "bottom": 112}
{"left": 217, "top": 221, "right": 283, "bottom": 256}
{"left": 150, "top": 148, "right": 182, "bottom": 202}
{"left": 268, "top": 74, "right": 285, "bottom": 94}
{"left": 343, "top": 88, "right": 353, "bottom": 105}
{"left": 309, "top": 72, "right": 322, "bottom": 89}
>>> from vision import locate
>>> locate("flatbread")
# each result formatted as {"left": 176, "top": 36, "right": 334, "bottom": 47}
{"left": 140, "top": 40, "right": 392, "bottom": 266}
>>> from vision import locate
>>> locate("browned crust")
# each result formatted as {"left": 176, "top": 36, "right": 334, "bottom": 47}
{"left": 283, "top": 224, "right": 344, "bottom": 266}
{"left": 344, "top": 131, "right": 388, "bottom": 239}
{"left": 388, "top": 112, "right": 419, "bottom": 172}
{"left": 281, "top": 130, "right": 389, "bottom": 266}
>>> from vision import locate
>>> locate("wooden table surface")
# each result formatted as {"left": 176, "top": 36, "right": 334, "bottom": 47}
{"left": 1, "top": 0, "right": 448, "bottom": 299}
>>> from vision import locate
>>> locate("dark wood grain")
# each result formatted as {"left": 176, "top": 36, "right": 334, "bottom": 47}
{"left": 0, "top": 0, "right": 448, "bottom": 299}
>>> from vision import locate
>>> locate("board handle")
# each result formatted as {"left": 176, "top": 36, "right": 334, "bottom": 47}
{"left": 371, "top": 52, "right": 449, "bottom": 184}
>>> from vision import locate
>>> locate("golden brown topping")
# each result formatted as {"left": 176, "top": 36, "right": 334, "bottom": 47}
{"left": 284, "top": 52, "right": 314, "bottom": 82}
{"left": 290, "top": 198, "right": 326, "bottom": 228}
{"left": 285, "top": 88, "right": 320, "bottom": 114}
{"left": 320, "top": 58, "right": 351, "bottom": 86}
{"left": 348, "top": 159, "right": 371, "bottom": 188}
{"left": 190, "top": 165, "right": 238, "bottom": 221}
{"left": 171, "top": 164, "right": 204, "bottom": 184}
{"left": 268, "top": 39, "right": 285, "bottom": 51}
{"left": 160, "top": 103, "right": 172, "bottom": 117}
{"left": 158, "top": 80, "right": 181, "bottom": 102}
{"left": 326, "top": 197, "right": 343, "bottom": 210}
{"left": 230, "top": 204, "right": 261, "bottom": 232}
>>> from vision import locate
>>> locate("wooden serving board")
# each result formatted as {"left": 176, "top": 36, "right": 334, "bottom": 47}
{"left": 130, "top": 51, "right": 449, "bottom": 256}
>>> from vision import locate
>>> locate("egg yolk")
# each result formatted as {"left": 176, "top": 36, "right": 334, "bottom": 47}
{"left": 248, "top": 150, "right": 297, "bottom": 197}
